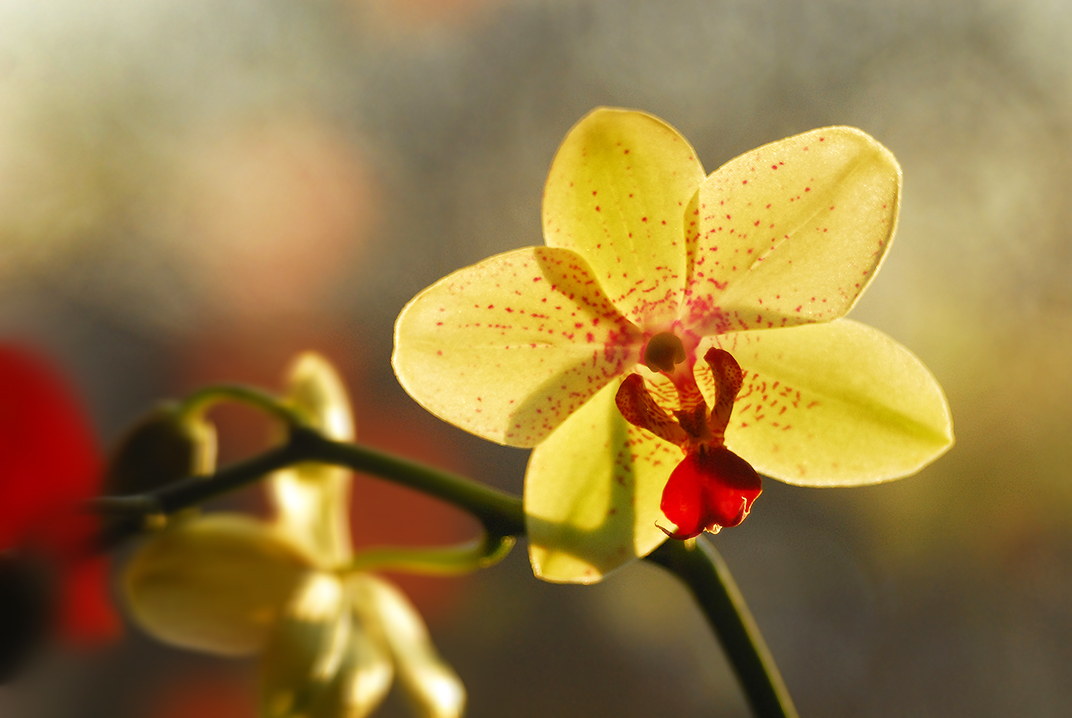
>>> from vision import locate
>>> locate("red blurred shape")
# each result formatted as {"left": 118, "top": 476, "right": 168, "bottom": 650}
{"left": 0, "top": 344, "right": 118, "bottom": 641}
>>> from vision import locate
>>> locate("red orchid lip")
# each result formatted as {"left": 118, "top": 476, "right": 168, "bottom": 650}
{"left": 660, "top": 445, "right": 762, "bottom": 540}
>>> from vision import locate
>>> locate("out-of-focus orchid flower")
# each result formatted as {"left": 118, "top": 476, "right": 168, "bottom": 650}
{"left": 124, "top": 353, "right": 465, "bottom": 718}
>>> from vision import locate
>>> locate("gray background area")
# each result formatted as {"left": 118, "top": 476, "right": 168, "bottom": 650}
{"left": 2, "top": 0, "right": 1072, "bottom": 716}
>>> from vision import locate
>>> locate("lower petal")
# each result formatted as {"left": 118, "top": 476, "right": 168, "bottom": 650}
{"left": 260, "top": 573, "right": 351, "bottom": 718}
{"left": 306, "top": 615, "right": 394, "bottom": 718}
{"left": 524, "top": 380, "right": 680, "bottom": 584}
{"left": 352, "top": 574, "right": 465, "bottom": 718}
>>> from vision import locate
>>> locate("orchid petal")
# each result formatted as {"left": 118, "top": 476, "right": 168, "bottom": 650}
{"left": 709, "top": 319, "right": 953, "bottom": 486}
{"left": 123, "top": 514, "right": 314, "bottom": 656}
{"left": 393, "top": 246, "right": 643, "bottom": 447}
{"left": 524, "top": 380, "right": 678, "bottom": 583}
{"left": 260, "top": 572, "right": 352, "bottom": 718}
{"left": 270, "top": 352, "right": 355, "bottom": 566}
{"left": 306, "top": 613, "right": 394, "bottom": 718}
{"left": 352, "top": 574, "right": 466, "bottom": 718}
{"left": 543, "top": 108, "right": 705, "bottom": 329}
{"left": 685, "top": 127, "right": 900, "bottom": 334}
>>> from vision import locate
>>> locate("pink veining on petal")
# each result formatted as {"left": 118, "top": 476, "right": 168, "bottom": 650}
{"left": 682, "top": 128, "right": 899, "bottom": 337}
{"left": 542, "top": 109, "right": 705, "bottom": 331}
{"left": 395, "top": 246, "right": 644, "bottom": 447}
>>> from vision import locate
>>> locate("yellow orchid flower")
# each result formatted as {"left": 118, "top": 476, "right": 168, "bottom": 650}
{"left": 123, "top": 353, "right": 465, "bottom": 718}
{"left": 393, "top": 108, "right": 953, "bottom": 584}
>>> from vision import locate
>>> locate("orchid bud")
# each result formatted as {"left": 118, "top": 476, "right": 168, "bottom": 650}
{"left": 105, "top": 404, "right": 216, "bottom": 496}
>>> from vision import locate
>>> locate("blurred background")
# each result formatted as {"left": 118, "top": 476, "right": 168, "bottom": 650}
{"left": 2, "top": 0, "right": 1071, "bottom": 715}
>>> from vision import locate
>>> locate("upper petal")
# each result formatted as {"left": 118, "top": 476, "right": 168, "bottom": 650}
{"left": 393, "top": 246, "right": 643, "bottom": 447}
{"left": 708, "top": 320, "right": 953, "bottom": 486}
{"left": 269, "top": 353, "right": 355, "bottom": 566}
{"left": 524, "top": 379, "right": 677, "bottom": 584}
{"left": 684, "top": 127, "right": 900, "bottom": 334}
{"left": 543, "top": 108, "right": 706, "bottom": 329}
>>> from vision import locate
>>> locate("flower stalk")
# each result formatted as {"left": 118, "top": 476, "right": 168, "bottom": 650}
{"left": 91, "top": 417, "right": 793, "bottom": 718}
{"left": 647, "top": 539, "right": 798, "bottom": 718}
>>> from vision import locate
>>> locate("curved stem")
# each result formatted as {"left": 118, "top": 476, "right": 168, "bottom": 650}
{"left": 178, "top": 384, "right": 302, "bottom": 426}
{"left": 292, "top": 428, "right": 524, "bottom": 537}
{"left": 342, "top": 535, "right": 516, "bottom": 577}
{"left": 95, "top": 425, "right": 792, "bottom": 718}
{"left": 647, "top": 539, "right": 798, "bottom": 718}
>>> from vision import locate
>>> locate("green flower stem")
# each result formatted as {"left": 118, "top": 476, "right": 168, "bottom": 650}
{"left": 342, "top": 535, "right": 517, "bottom": 577}
{"left": 293, "top": 427, "right": 524, "bottom": 537}
{"left": 95, "top": 424, "right": 793, "bottom": 718}
{"left": 94, "top": 439, "right": 302, "bottom": 551}
{"left": 647, "top": 539, "right": 799, "bottom": 718}
{"left": 177, "top": 384, "right": 303, "bottom": 425}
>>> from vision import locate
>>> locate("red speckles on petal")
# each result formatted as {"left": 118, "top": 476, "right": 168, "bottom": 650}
{"left": 685, "top": 127, "right": 900, "bottom": 335}
{"left": 615, "top": 374, "right": 688, "bottom": 445}
{"left": 396, "top": 246, "right": 645, "bottom": 448}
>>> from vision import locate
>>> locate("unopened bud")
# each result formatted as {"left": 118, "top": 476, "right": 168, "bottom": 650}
{"left": 105, "top": 404, "right": 217, "bottom": 496}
